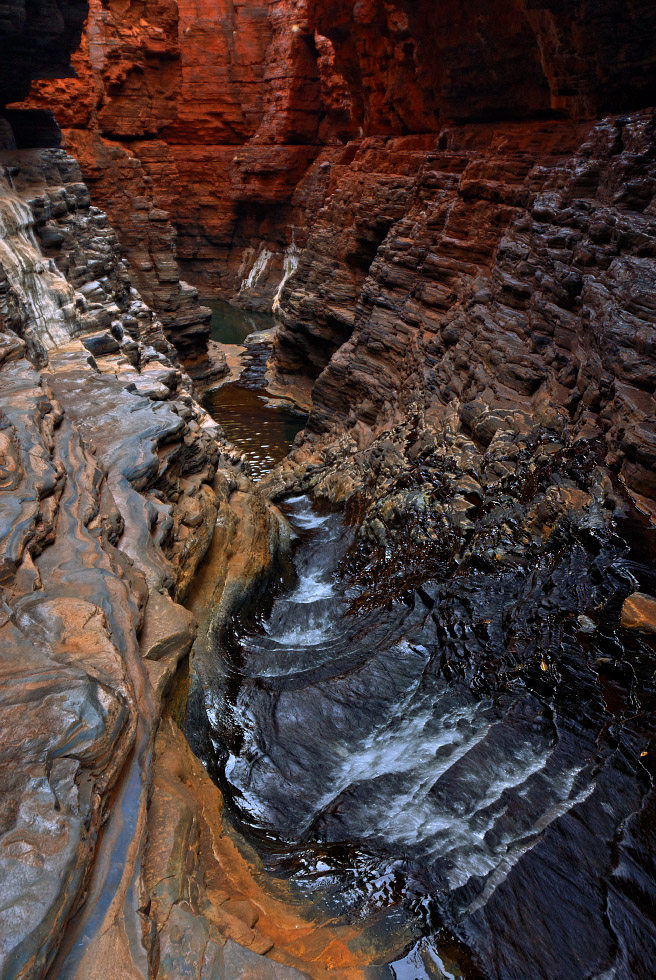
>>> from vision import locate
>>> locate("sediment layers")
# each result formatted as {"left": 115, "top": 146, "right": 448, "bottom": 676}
{"left": 18, "top": 0, "right": 345, "bottom": 315}
{"left": 0, "top": 144, "right": 248, "bottom": 979}
{"left": 2, "top": 2, "right": 655, "bottom": 978}
{"left": 274, "top": 111, "right": 656, "bottom": 513}
{"left": 257, "top": 22, "right": 655, "bottom": 974}
{"left": 17, "top": 0, "right": 656, "bottom": 327}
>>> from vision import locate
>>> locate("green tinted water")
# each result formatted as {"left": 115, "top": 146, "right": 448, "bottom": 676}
{"left": 202, "top": 297, "right": 274, "bottom": 346}
{"left": 201, "top": 299, "right": 306, "bottom": 481}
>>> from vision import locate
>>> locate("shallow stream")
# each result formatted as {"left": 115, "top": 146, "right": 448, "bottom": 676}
{"left": 201, "top": 299, "right": 306, "bottom": 481}
{"left": 200, "top": 301, "right": 656, "bottom": 980}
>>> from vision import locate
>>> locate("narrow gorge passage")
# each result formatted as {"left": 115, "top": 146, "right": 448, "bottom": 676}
{"left": 2, "top": 3, "right": 656, "bottom": 979}
{"left": 202, "top": 300, "right": 306, "bottom": 481}
{"left": 189, "top": 304, "right": 656, "bottom": 980}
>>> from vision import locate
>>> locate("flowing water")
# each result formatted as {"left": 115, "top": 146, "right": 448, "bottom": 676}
{"left": 199, "top": 301, "right": 656, "bottom": 979}
{"left": 210, "top": 495, "right": 649, "bottom": 977}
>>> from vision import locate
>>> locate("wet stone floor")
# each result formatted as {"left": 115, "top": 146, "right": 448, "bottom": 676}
{"left": 196, "top": 301, "right": 656, "bottom": 980}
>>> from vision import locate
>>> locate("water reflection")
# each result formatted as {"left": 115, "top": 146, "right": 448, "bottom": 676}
{"left": 202, "top": 296, "right": 274, "bottom": 346}
{"left": 201, "top": 299, "right": 306, "bottom": 481}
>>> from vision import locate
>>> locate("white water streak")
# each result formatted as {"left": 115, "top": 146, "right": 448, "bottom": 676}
{"left": 239, "top": 247, "right": 272, "bottom": 294}
{"left": 272, "top": 231, "right": 300, "bottom": 314}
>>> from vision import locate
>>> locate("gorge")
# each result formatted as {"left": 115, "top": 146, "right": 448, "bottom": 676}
{"left": 0, "top": 2, "right": 655, "bottom": 980}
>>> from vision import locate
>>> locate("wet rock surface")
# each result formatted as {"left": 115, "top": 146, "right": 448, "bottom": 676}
{"left": 0, "top": 147, "right": 251, "bottom": 979}
{"left": 212, "top": 433, "right": 656, "bottom": 980}
{"left": 1, "top": 3, "right": 655, "bottom": 980}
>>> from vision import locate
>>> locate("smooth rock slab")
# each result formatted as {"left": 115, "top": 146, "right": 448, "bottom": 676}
{"left": 222, "top": 941, "right": 312, "bottom": 980}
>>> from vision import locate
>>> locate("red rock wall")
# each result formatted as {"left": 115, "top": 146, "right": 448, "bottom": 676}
{"left": 18, "top": 0, "right": 656, "bottom": 328}
{"left": 313, "top": 0, "right": 656, "bottom": 132}
{"left": 18, "top": 0, "right": 356, "bottom": 317}
{"left": 15, "top": 1, "right": 656, "bottom": 509}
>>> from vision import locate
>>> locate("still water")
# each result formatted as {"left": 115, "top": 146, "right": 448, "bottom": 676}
{"left": 201, "top": 299, "right": 306, "bottom": 481}
{"left": 203, "top": 296, "right": 273, "bottom": 346}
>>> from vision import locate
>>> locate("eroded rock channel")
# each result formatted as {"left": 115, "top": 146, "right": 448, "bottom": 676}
{"left": 167, "top": 306, "right": 656, "bottom": 980}
{"left": 1, "top": 2, "right": 656, "bottom": 979}
{"left": 191, "top": 424, "right": 656, "bottom": 980}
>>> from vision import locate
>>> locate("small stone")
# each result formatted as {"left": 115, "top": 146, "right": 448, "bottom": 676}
{"left": 621, "top": 593, "right": 656, "bottom": 634}
{"left": 577, "top": 614, "right": 596, "bottom": 633}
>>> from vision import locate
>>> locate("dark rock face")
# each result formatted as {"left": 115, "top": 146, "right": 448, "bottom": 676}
{"left": 0, "top": 0, "right": 87, "bottom": 106}
{"left": 275, "top": 111, "right": 656, "bottom": 513}
{"left": 0, "top": 108, "right": 62, "bottom": 148}
{"left": 252, "top": 24, "right": 656, "bottom": 976}
{"left": 314, "top": 0, "right": 656, "bottom": 131}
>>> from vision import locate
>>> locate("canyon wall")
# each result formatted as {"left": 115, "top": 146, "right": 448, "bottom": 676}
{"left": 18, "top": 0, "right": 349, "bottom": 315}
{"left": 274, "top": 113, "right": 656, "bottom": 514}
{"left": 0, "top": 144, "right": 320, "bottom": 980}
{"left": 0, "top": 136, "right": 247, "bottom": 978}
{"left": 17, "top": 0, "right": 656, "bottom": 325}
{"left": 2, "top": 3, "right": 655, "bottom": 978}
{"left": 0, "top": 12, "right": 271, "bottom": 976}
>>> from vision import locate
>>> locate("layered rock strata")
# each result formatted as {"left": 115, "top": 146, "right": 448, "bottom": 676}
{"left": 0, "top": 145, "right": 244, "bottom": 979}
{"left": 0, "top": 141, "right": 352, "bottom": 980}
{"left": 16, "top": 0, "right": 656, "bottom": 327}
{"left": 312, "top": 0, "right": 656, "bottom": 129}
{"left": 273, "top": 111, "right": 656, "bottom": 514}
{"left": 2, "top": 2, "right": 655, "bottom": 979}
{"left": 260, "top": 104, "right": 656, "bottom": 980}
{"left": 18, "top": 0, "right": 343, "bottom": 316}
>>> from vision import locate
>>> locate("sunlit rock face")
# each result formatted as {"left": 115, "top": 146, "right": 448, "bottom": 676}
{"left": 19, "top": 0, "right": 656, "bottom": 324}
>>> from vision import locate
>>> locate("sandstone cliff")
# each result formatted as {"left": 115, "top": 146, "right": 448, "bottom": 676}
{"left": 17, "top": 0, "right": 656, "bottom": 324}
{"left": 18, "top": 0, "right": 339, "bottom": 315}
